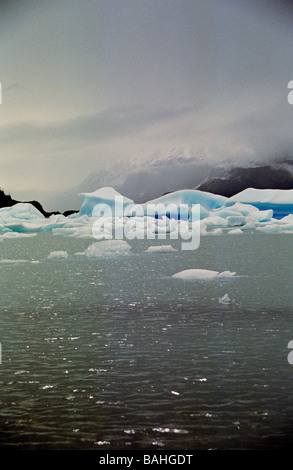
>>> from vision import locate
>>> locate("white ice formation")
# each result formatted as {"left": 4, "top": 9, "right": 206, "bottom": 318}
{"left": 0, "top": 187, "right": 292, "bottom": 240}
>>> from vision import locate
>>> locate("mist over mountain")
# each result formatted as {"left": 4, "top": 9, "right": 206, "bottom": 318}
{"left": 43, "top": 154, "right": 230, "bottom": 212}
{"left": 36, "top": 152, "right": 293, "bottom": 212}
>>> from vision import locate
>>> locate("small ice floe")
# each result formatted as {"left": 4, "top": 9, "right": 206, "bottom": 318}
{"left": 146, "top": 245, "right": 177, "bottom": 253}
{"left": 0, "top": 259, "right": 28, "bottom": 264}
{"left": 218, "top": 293, "right": 232, "bottom": 305}
{"left": 228, "top": 228, "right": 243, "bottom": 235}
{"left": 81, "top": 240, "right": 131, "bottom": 258}
{"left": 208, "top": 228, "right": 223, "bottom": 236}
{"left": 0, "top": 232, "right": 37, "bottom": 239}
{"left": 47, "top": 251, "right": 68, "bottom": 259}
{"left": 172, "top": 269, "right": 236, "bottom": 280}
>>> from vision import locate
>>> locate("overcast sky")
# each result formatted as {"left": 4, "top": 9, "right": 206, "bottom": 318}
{"left": 1, "top": 0, "right": 293, "bottom": 195}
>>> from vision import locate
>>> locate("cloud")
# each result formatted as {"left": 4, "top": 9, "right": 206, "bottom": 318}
{"left": 0, "top": 105, "right": 195, "bottom": 145}
{"left": 0, "top": 0, "right": 293, "bottom": 198}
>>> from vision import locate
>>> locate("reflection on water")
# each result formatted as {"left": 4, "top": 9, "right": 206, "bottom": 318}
{"left": 0, "top": 233, "right": 292, "bottom": 449}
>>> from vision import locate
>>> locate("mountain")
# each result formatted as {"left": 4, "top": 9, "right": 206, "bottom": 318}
{"left": 9, "top": 154, "right": 293, "bottom": 213}
{"left": 195, "top": 165, "right": 293, "bottom": 197}
{"left": 46, "top": 154, "right": 228, "bottom": 211}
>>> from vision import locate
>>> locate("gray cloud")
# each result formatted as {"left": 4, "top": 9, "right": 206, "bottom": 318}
{"left": 0, "top": 0, "right": 293, "bottom": 198}
{"left": 0, "top": 105, "right": 196, "bottom": 145}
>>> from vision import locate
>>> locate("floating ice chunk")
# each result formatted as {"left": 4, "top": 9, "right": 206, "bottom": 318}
{"left": 78, "top": 187, "right": 134, "bottom": 217}
{"left": 241, "top": 221, "right": 257, "bottom": 231}
{"left": 217, "top": 270, "right": 237, "bottom": 277}
{"left": 204, "top": 216, "right": 228, "bottom": 227}
{"left": 212, "top": 209, "right": 245, "bottom": 219}
{"left": 40, "top": 214, "right": 68, "bottom": 231}
{"left": 52, "top": 216, "right": 95, "bottom": 238}
{"left": 229, "top": 188, "right": 293, "bottom": 218}
{"left": 230, "top": 188, "right": 293, "bottom": 205}
{"left": 0, "top": 203, "right": 67, "bottom": 234}
{"left": 146, "top": 245, "right": 177, "bottom": 253}
{"left": 144, "top": 189, "right": 227, "bottom": 213}
{"left": 5, "top": 221, "right": 45, "bottom": 233}
{"left": 0, "top": 203, "right": 45, "bottom": 221}
{"left": 172, "top": 269, "right": 236, "bottom": 280}
{"left": 255, "top": 216, "right": 293, "bottom": 233}
{"left": 0, "top": 232, "right": 37, "bottom": 239}
{"left": 279, "top": 214, "right": 293, "bottom": 224}
{"left": 228, "top": 228, "right": 243, "bottom": 235}
{"left": 0, "top": 259, "right": 29, "bottom": 264}
{"left": 226, "top": 215, "right": 246, "bottom": 226}
{"left": 250, "top": 209, "right": 273, "bottom": 222}
{"left": 47, "top": 251, "right": 68, "bottom": 259}
{"left": 218, "top": 293, "right": 232, "bottom": 304}
{"left": 82, "top": 240, "right": 131, "bottom": 257}
{"left": 256, "top": 224, "right": 281, "bottom": 233}
{"left": 208, "top": 228, "right": 223, "bottom": 235}
{"left": 223, "top": 201, "right": 259, "bottom": 215}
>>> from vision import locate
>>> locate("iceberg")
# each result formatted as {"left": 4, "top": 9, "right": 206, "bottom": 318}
{"left": 146, "top": 245, "right": 177, "bottom": 253}
{"left": 0, "top": 203, "right": 45, "bottom": 222}
{"left": 226, "top": 215, "right": 247, "bottom": 226}
{"left": 0, "top": 259, "right": 29, "bottom": 264}
{"left": 52, "top": 214, "right": 96, "bottom": 238}
{"left": 0, "top": 186, "right": 291, "bottom": 239}
{"left": 172, "top": 269, "right": 236, "bottom": 280}
{"left": 229, "top": 188, "right": 293, "bottom": 219}
{"left": 143, "top": 189, "right": 228, "bottom": 215}
{"left": 47, "top": 251, "right": 68, "bottom": 259}
{"left": 78, "top": 187, "right": 134, "bottom": 217}
{"left": 0, "top": 203, "right": 67, "bottom": 234}
{"left": 208, "top": 228, "right": 223, "bottom": 236}
{"left": 204, "top": 216, "right": 228, "bottom": 227}
{"left": 0, "top": 232, "right": 37, "bottom": 239}
{"left": 80, "top": 240, "right": 131, "bottom": 257}
{"left": 228, "top": 228, "right": 243, "bottom": 235}
{"left": 222, "top": 201, "right": 259, "bottom": 216}
{"left": 241, "top": 221, "right": 257, "bottom": 231}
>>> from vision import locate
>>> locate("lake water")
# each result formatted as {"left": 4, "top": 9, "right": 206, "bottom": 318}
{"left": 0, "top": 232, "right": 292, "bottom": 449}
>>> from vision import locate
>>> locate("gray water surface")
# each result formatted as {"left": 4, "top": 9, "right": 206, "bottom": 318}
{"left": 0, "top": 233, "right": 292, "bottom": 449}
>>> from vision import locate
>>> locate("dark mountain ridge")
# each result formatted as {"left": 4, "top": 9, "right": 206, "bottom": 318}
{"left": 196, "top": 165, "right": 293, "bottom": 197}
